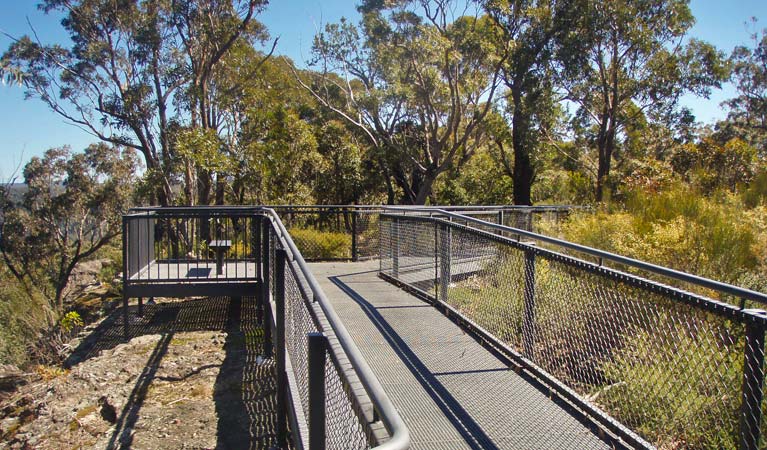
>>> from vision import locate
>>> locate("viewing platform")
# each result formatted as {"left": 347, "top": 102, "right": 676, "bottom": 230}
{"left": 121, "top": 205, "right": 767, "bottom": 450}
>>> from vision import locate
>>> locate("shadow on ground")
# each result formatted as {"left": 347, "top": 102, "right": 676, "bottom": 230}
{"left": 64, "top": 297, "right": 281, "bottom": 449}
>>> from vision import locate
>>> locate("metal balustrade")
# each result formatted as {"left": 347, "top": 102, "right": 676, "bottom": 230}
{"left": 269, "top": 205, "right": 580, "bottom": 262}
{"left": 123, "top": 207, "right": 409, "bottom": 450}
{"left": 379, "top": 212, "right": 767, "bottom": 450}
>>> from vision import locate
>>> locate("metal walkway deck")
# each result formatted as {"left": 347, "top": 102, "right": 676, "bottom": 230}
{"left": 309, "top": 260, "right": 614, "bottom": 450}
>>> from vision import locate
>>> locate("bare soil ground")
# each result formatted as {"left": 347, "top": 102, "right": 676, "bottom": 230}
{"left": 0, "top": 296, "right": 281, "bottom": 450}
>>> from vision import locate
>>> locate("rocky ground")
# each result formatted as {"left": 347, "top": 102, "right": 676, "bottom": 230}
{"left": 0, "top": 296, "right": 280, "bottom": 450}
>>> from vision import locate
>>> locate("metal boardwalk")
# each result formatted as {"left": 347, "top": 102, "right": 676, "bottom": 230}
{"left": 310, "top": 260, "right": 613, "bottom": 450}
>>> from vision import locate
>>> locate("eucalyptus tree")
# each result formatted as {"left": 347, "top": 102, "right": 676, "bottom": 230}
{"left": 300, "top": 0, "right": 506, "bottom": 204}
{"left": 3, "top": 0, "right": 270, "bottom": 206}
{"left": 721, "top": 27, "right": 767, "bottom": 157}
{"left": 0, "top": 144, "right": 137, "bottom": 313}
{"left": 557, "top": 0, "right": 728, "bottom": 201}
{"left": 485, "top": 0, "right": 578, "bottom": 205}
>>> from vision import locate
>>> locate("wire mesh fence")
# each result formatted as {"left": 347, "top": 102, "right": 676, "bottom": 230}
{"left": 266, "top": 216, "right": 384, "bottom": 450}
{"left": 379, "top": 213, "right": 767, "bottom": 449}
{"left": 271, "top": 205, "right": 577, "bottom": 263}
{"left": 272, "top": 206, "right": 381, "bottom": 261}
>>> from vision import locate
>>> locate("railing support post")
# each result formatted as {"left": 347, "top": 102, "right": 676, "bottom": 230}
{"left": 522, "top": 247, "right": 536, "bottom": 359}
{"left": 275, "top": 249, "right": 288, "bottom": 448}
{"left": 392, "top": 217, "right": 400, "bottom": 278}
{"left": 261, "top": 218, "right": 272, "bottom": 357}
{"left": 351, "top": 208, "right": 358, "bottom": 262}
{"left": 741, "top": 317, "right": 766, "bottom": 450}
{"left": 308, "top": 332, "right": 327, "bottom": 450}
{"left": 439, "top": 223, "right": 452, "bottom": 303}
{"left": 122, "top": 216, "right": 129, "bottom": 340}
{"left": 253, "top": 215, "right": 262, "bottom": 279}
{"left": 122, "top": 293, "right": 129, "bottom": 340}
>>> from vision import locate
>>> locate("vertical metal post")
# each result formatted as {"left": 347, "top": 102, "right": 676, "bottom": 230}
{"left": 172, "top": 218, "right": 179, "bottom": 260}
{"left": 498, "top": 210, "right": 504, "bottom": 226}
{"left": 351, "top": 209, "right": 358, "bottom": 262}
{"left": 137, "top": 297, "right": 143, "bottom": 317}
{"left": 434, "top": 223, "right": 439, "bottom": 300}
{"left": 261, "top": 218, "right": 272, "bottom": 357}
{"left": 275, "top": 249, "right": 288, "bottom": 448}
{"left": 122, "top": 215, "right": 129, "bottom": 340}
{"left": 439, "top": 223, "right": 452, "bottom": 303}
{"left": 740, "top": 318, "right": 766, "bottom": 450}
{"left": 308, "top": 332, "right": 327, "bottom": 450}
{"left": 392, "top": 217, "right": 400, "bottom": 278}
{"left": 522, "top": 247, "right": 536, "bottom": 359}
{"left": 254, "top": 216, "right": 262, "bottom": 278}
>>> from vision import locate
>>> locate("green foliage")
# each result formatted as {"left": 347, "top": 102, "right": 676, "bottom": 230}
{"left": 561, "top": 185, "right": 763, "bottom": 287}
{"left": 4, "top": 0, "right": 270, "bottom": 206}
{"left": 532, "top": 169, "right": 595, "bottom": 204}
{"left": 600, "top": 321, "right": 743, "bottom": 449}
{"left": 288, "top": 228, "right": 351, "bottom": 260}
{"left": 434, "top": 148, "right": 514, "bottom": 205}
{"left": 743, "top": 169, "right": 767, "bottom": 208}
{"left": 60, "top": 311, "right": 84, "bottom": 333}
{"left": 722, "top": 26, "right": 767, "bottom": 157}
{"left": 309, "top": 1, "right": 505, "bottom": 204}
{"left": 0, "top": 267, "right": 51, "bottom": 367}
{"left": 670, "top": 137, "right": 758, "bottom": 194}
{"left": 0, "top": 144, "right": 136, "bottom": 311}
{"left": 559, "top": 0, "right": 728, "bottom": 200}
{"left": 175, "top": 128, "right": 230, "bottom": 174}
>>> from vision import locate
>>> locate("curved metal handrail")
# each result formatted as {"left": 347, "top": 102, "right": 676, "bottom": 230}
{"left": 382, "top": 207, "right": 767, "bottom": 305}
{"left": 265, "top": 208, "right": 410, "bottom": 450}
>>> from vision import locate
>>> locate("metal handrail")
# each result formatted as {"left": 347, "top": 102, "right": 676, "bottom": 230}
{"left": 269, "top": 204, "right": 582, "bottom": 212}
{"left": 264, "top": 208, "right": 410, "bottom": 450}
{"left": 123, "top": 205, "right": 410, "bottom": 448}
{"left": 382, "top": 207, "right": 767, "bottom": 305}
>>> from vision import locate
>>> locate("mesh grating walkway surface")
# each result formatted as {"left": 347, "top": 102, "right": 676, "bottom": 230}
{"left": 309, "top": 261, "right": 614, "bottom": 450}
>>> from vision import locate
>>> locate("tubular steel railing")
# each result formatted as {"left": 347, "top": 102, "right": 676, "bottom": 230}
{"left": 123, "top": 206, "right": 409, "bottom": 450}
{"left": 124, "top": 207, "right": 261, "bottom": 284}
{"left": 270, "top": 204, "right": 579, "bottom": 262}
{"left": 379, "top": 211, "right": 767, "bottom": 450}
{"left": 263, "top": 208, "right": 409, "bottom": 450}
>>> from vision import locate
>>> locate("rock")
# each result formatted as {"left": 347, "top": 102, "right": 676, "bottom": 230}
{"left": 63, "top": 258, "right": 113, "bottom": 304}
{"left": 0, "top": 416, "right": 20, "bottom": 438}
{"left": 0, "top": 366, "right": 28, "bottom": 392}
{"left": 97, "top": 396, "right": 117, "bottom": 424}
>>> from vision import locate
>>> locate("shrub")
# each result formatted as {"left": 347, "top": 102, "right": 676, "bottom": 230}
{"left": 561, "top": 186, "right": 762, "bottom": 286}
{"left": 600, "top": 319, "right": 743, "bottom": 450}
{"left": 288, "top": 228, "right": 351, "bottom": 260}
{"left": 0, "top": 271, "right": 51, "bottom": 367}
{"left": 60, "top": 311, "right": 84, "bottom": 333}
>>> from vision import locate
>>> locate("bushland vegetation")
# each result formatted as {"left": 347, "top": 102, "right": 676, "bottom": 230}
{"left": 0, "top": 0, "right": 764, "bottom": 386}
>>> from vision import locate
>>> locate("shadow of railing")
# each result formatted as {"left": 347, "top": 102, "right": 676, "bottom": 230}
{"left": 63, "top": 297, "right": 279, "bottom": 449}
{"left": 214, "top": 296, "right": 281, "bottom": 449}
{"left": 328, "top": 274, "right": 500, "bottom": 450}
{"left": 65, "top": 297, "right": 232, "bottom": 368}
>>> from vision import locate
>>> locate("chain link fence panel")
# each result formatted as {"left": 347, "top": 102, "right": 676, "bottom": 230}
{"left": 271, "top": 222, "right": 376, "bottom": 450}
{"left": 379, "top": 213, "right": 767, "bottom": 449}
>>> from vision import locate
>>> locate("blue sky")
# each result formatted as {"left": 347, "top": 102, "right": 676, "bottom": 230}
{"left": 0, "top": 0, "right": 765, "bottom": 181}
